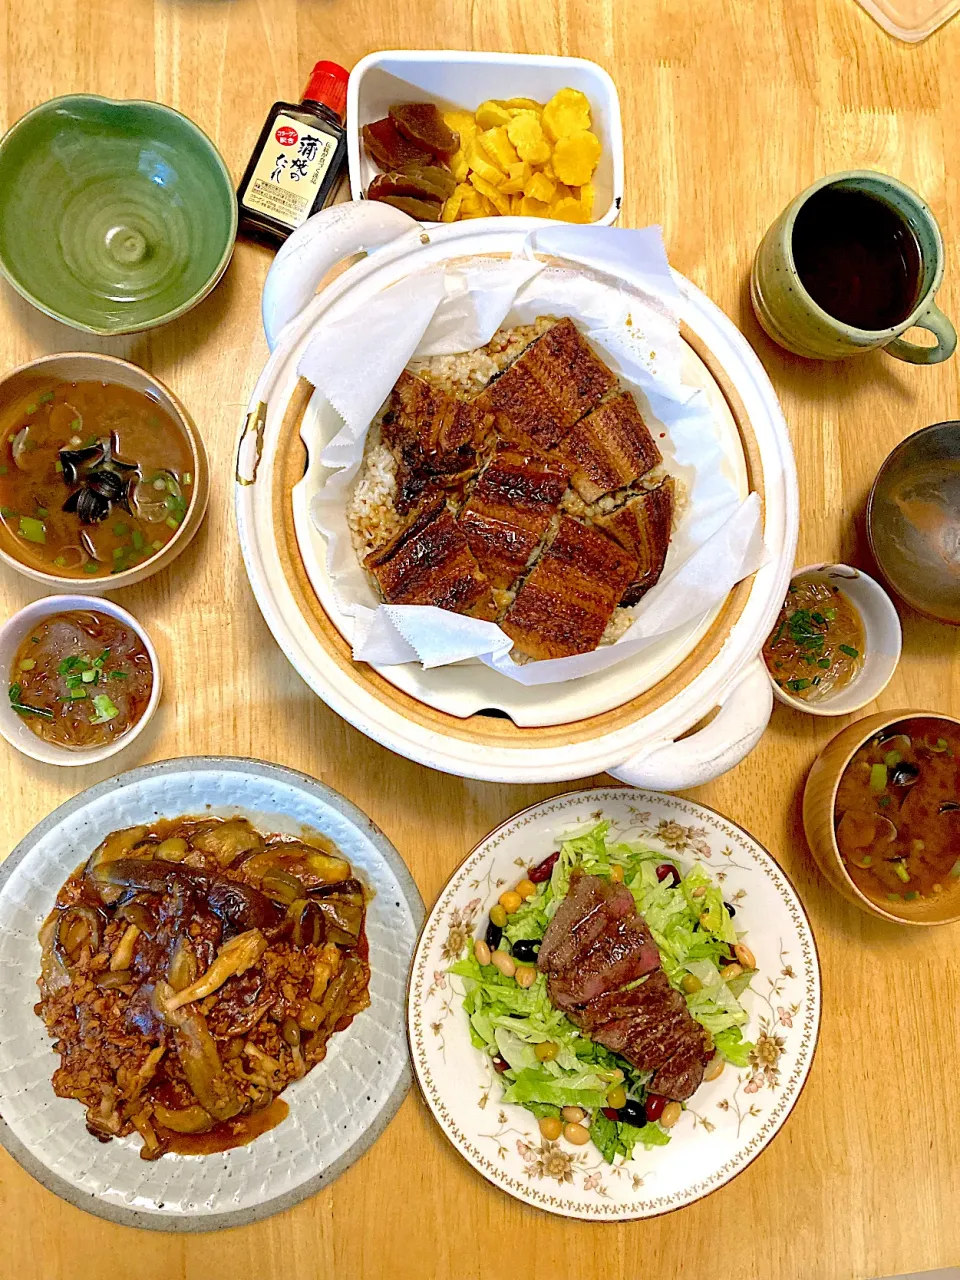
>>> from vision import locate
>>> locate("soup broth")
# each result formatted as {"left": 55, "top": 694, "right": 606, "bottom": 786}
{"left": 0, "top": 379, "right": 193, "bottom": 579}
{"left": 9, "top": 611, "right": 154, "bottom": 748}
{"left": 835, "top": 717, "right": 960, "bottom": 902}
{"left": 763, "top": 575, "right": 865, "bottom": 701}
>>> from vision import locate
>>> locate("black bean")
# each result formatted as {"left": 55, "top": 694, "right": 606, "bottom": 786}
{"left": 511, "top": 938, "right": 540, "bottom": 963}
{"left": 618, "top": 1099, "right": 647, "bottom": 1128}
{"left": 485, "top": 919, "right": 503, "bottom": 950}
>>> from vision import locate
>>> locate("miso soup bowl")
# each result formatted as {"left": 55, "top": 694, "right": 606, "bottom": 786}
{"left": 0, "top": 352, "right": 209, "bottom": 593}
{"left": 802, "top": 709, "right": 960, "bottom": 926}
{"left": 0, "top": 594, "right": 162, "bottom": 766}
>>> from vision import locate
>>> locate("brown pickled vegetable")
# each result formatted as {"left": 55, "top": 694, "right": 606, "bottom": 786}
{"left": 375, "top": 195, "right": 443, "bottom": 222}
{"left": 35, "top": 816, "right": 370, "bottom": 1160}
{"left": 389, "top": 102, "right": 459, "bottom": 155}
{"left": 368, "top": 167, "right": 456, "bottom": 203}
{"left": 362, "top": 118, "right": 432, "bottom": 170}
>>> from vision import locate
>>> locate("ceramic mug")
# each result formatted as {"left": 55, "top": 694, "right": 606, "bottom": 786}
{"left": 751, "top": 170, "right": 957, "bottom": 364}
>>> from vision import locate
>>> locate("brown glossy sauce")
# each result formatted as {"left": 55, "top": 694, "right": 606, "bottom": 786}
{"left": 835, "top": 717, "right": 960, "bottom": 901}
{"left": 763, "top": 576, "right": 865, "bottom": 701}
{"left": 10, "top": 610, "right": 153, "bottom": 747}
{"left": 164, "top": 1097, "right": 289, "bottom": 1156}
{"left": 792, "top": 187, "right": 922, "bottom": 330}
{"left": 0, "top": 379, "right": 193, "bottom": 579}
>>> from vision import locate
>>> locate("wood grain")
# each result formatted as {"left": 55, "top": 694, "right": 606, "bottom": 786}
{"left": 1, "top": 1, "right": 960, "bottom": 1277}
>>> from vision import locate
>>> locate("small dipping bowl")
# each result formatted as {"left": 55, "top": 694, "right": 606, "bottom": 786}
{"left": 867, "top": 421, "right": 960, "bottom": 624}
{"left": 0, "top": 352, "right": 208, "bottom": 591}
{"left": 803, "top": 710, "right": 960, "bottom": 925}
{"left": 765, "top": 563, "right": 902, "bottom": 717}
{"left": 0, "top": 94, "right": 236, "bottom": 334}
{"left": 0, "top": 595, "right": 161, "bottom": 766}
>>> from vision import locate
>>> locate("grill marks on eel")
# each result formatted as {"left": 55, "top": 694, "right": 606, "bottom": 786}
{"left": 537, "top": 872, "right": 712, "bottom": 1101}
{"left": 366, "top": 319, "right": 675, "bottom": 656}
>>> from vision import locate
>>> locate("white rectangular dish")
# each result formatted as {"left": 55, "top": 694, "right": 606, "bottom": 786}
{"left": 346, "top": 49, "right": 624, "bottom": 225}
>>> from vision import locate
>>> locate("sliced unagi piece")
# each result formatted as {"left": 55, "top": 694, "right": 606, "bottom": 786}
{"left": 560, "top": 391, "right": 662, "bottom": 502}
{"left": 476, "top": 318, "right": 615, "bottom": 450}
{"left": 364, "top": 499, "right": 497, "bottom": 619}
{"left": 458, "top": 445, "right": 570, "bottom": 589}
{"left": 385, "top": 370, "right": 489, "bottom": 456}
{"left": 595, "top": 478, "right": 674, "bottom": 606}
{"left": 501, "top": 516, "right": 638, "bottom": 659}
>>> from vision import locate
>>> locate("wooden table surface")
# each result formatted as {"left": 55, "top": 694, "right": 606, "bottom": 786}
{"left": 1, "top": 1, "right": 959, "bottom": 1277}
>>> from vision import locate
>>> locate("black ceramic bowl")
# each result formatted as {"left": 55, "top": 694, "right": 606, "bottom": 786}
{"left": 867, "top": 421, "right": 960, "bottom": 624}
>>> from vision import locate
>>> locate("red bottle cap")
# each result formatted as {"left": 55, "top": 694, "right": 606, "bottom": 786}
{"left": 302, "top": 60, "right": 349, "bottom": 119}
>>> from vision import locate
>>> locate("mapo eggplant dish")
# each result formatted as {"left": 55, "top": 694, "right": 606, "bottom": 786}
{"left": 36, "top": 817, "right": 370, "bottom": 1159}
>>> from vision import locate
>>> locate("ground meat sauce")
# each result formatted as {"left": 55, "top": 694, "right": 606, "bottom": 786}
{"left": 35, "top": 817, "right": 371, "bottom": 1159}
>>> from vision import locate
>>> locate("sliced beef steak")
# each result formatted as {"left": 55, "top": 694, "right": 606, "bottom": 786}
{"left": 538, "top": 871, "right": 711, "bottom": 1101}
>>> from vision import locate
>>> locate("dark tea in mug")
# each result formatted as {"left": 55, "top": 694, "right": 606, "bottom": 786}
{"left": 791, "top": 187, "right": 923, "bottom": 331}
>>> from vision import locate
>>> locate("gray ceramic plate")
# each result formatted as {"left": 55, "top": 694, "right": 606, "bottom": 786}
{"left": 0, "top": 757, "right": 424, "bottom": 1231}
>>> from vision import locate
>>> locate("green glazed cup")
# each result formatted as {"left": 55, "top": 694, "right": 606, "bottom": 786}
{"left": 751, "top": 170, "right": 957, "bottom": 364}
{"left": 0, "top": 94, "right": 237, "bottom": 335}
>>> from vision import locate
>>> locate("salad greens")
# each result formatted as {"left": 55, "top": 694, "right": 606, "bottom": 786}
{"left": 449, "top": 821, "right": 756, "bottom": 1164}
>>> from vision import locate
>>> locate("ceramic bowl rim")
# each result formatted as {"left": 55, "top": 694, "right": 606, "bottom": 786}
{"left": 0, "top": 593, "right": 162, "bottom": 766}
{"left": 812, "top": 708, "right": 960, "bottom": 926}
{"left": 0, "top": 93, "right": 238, "bottom": 336}
{"left": 866, "top": 419, "right": 960, "bottom": 626}
{"left": 765, "top": 562, "right": 902, "bottom": 716}
{"left": 0, "top": 351, "right": 208, "bottom": 591}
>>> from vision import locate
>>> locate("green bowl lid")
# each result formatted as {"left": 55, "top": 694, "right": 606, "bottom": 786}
{"left": 0, "top": 94, "right": 238, "bottom": 335}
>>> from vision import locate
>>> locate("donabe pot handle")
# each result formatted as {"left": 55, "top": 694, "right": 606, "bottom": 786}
{"left": 261, "top": 201, "right": 421, "bottom": 350}
{"left": 607, "top": 658, "right": 773, "bottom": 792}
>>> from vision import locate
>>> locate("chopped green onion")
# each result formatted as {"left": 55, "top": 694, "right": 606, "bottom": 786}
{"left": 886, "top": 892, "right": 901, "bottom": 901}
{"left": 81, "top": 668, "right": 98, "bottom": 684}
{"left": 52, "top": 555, "right": 66, "bottom": 567}
{"left": 82, "top": 562, "right": 100, "bottom": 574}
{"left": 861, "top": 855, "right": 872, "bottom": 867}
{"left": 904, "top": 891, "right": 919, "bottom": 901}
{"left": 811, "top": 611, "right": 825, "bottom": 625}
{"left": 0, "top": 465, "right": 7, "bottom": 476}
{"left": 58, "top": 655, "right": 85, "bottom": 674}
{"left": 949, "top": 859, "right": 960, "bottom": 879}
{"left": 131, "top": 530, "right": 144, "bottom": 551}
{"left": 89, "top": 693, "right": 120, "bottom": 725}
{"left": 884, "top": 751, "right": 902, "bottom": 767}
{"left": 112, "top": 547, "right": 125, "bottom": 560}
{"left": 894, "top": 861, "right": 910, "bottom": 883}
{"left": 183, "top": 472, "right": 192, "bottom": 486}
{"left": 8, "top": 682, "right": 53, "bottom": 719}
{"left": 869, "top": 763, "right": 888, "bottom": 793}
{"left": 151, "top": 540, "right": 163, "bottom": 551}
{"left": 839, "top": 644, "right": 859, "bottom": 658}
{"left": 38, "top": 391, "right": 54, "bottom": 404}
{"left": 18, "top": 516, "right": 45, "bottom": 544}
{"left": 113, "top": 522, "right": 128, "bottom": 536}
{"left": 70, "top": 418, "right": 82, "bottom": 431}
{"left": 93, "top": 649, "right": 110, "bottom": 669}
{"left": 878, "top": 795, "right": 891, "bottom": 808}
{"left": 54, "top": 460, "right": 63, "bottom": 473}
{"left": 165, "top": 516, "right": 180, "bottom": 529}
{"left": 18, "top": 658, "right": 35, "bottom": 672}
{"left": 786, "top": 678, "right": 811, "bottom": 692}
{"left": 108, "top": 670, "right": 128, "bottom": 680}
{"left": 817, "top": 657, "right": 831, "bottom": 668}
{"left": 9, "top": 682, "right": 20, "bottom": 702}
{"left": 26, "top": 403, "right": 36, "bottom": 414}
{"left": 35, "top": 506, "right": 48, "bottom": 518}
{"left": 0, "top": 507, "right": 15, "bottom": 519}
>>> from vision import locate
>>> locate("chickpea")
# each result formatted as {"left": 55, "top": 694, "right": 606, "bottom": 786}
{"left": 681, "top": 973, "right": 702, "bottom": 994}
{"left": 490, "top": 950, "right": 516, "bottom": 978}
{"left": 515, "top": 965, "right": 536, "bottom": 988}
{"left": 606, "top": 1084, "right": 627, "bottom": 1110}
{"left": 561, "top": 1105, "right": 586, "bottom": 1123}
{"left": 473, "top": 938, "right": 491, "bottom": 966}
{"left": 660, "top": 1101, "right": 683, "bottom": 1129}
{"left": 563, "top": 1122, "right": 591, "bottom": 1145}
{"left": 703, "top": 1055, "right": 725, "bottom": 1083}
{"left": 515, "top": 879, "right": 537, "bottom": 900}
{"left": 535, "top": 1041, "right": 560, "bottom": 1062}
{"left": 539, "top": 1116, "right": 562, "bottom": 1141}
{"left": 720, "top": 962, "right": 743, "bottom": 981}
{"left": 609, "top": 864, "right": 624, "bottom": 883}
{"left": 489, "top": 904, "right": 507, "bottom": 928}
{"left": 498, "top": 890, "right": 523, "bottom": 914}
{"left": 734, "top": 943, "right": 756, "bottom": 970}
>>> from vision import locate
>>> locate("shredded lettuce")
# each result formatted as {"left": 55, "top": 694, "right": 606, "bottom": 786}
{"left": 449, "top": 820, "right": 758, "bottom": 1164}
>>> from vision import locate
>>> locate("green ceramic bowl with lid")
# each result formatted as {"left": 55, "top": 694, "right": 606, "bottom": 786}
{"left": 0, "top": 94, "right": 237, "bottom": 335}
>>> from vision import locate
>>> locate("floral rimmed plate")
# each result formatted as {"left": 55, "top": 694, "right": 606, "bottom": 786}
{"left": 0, "top": 757, "right": 424, "bottom": 1231}
{"left": 408, "top": 788, "right": 820, "bottom": 1219}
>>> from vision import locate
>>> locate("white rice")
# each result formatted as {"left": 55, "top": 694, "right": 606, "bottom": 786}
{"left": 346, "top": 440, "right": 401, "bottom": 559}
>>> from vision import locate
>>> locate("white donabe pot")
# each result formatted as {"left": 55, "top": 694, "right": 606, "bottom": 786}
{"left": 237, "top": 202, "right": 798, "bottom": 788}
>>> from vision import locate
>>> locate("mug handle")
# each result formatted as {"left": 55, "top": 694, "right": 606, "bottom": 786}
{"left": 884, "top": 300, "right": 958, "bottom": 365}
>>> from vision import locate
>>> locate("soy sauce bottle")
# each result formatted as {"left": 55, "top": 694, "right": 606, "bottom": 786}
{"left": 238, "top": 60, "right": 349, "bottom": 244}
